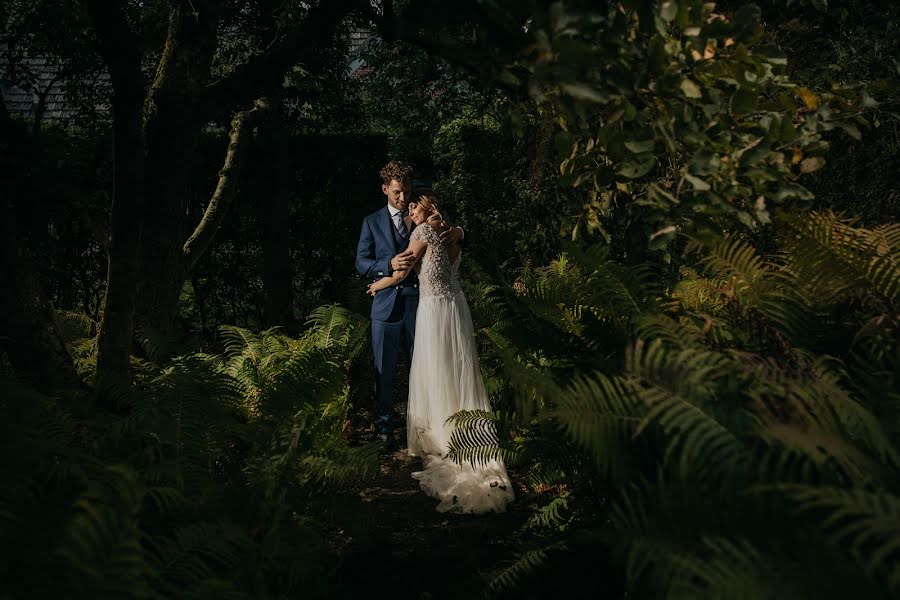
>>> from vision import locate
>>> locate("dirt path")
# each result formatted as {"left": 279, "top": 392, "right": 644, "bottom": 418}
{"left": 326, "top": 361, "right": 531, "bottom": 599}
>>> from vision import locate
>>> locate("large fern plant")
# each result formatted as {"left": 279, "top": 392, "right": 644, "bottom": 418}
{"left": 460, "top": 212, "right": 900, "bottom": 597}
{"left": 0, "top": 304, "right": 376, "bottom": 599}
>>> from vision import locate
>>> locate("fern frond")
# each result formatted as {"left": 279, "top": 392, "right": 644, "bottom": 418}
{"left": 53, "top": 309, "right": 97, "bottom": 342}
{"left": 784, "top": 211, "right": 900, "bottom": 307}
{"left": 668, "top": 537, "right": 801, "bottom": 600}
{"left": 446, "top": 410, "right": 517, "bottom": 467}
{"left": 554, "top": 372, "right": 640, "bottom": 483}
{"left": 303, "top": 304, "right": 366, "bottom": 356}
{"left": 296, "top": 443, "right": 380, "bottom": 489}
{"left": 700, "top": 235, "right": 769, "bottom": 299}
{"left": 627, "top": 340, "right": 743, "bottom": 478}
{"left": 526, "top": 492, "right": 572, "bottom": 531}
{"left": 782, "top": 485, "right": 900, "bottom": 591}
{"left": 488, "top": 541, "right": 568, "bottom": 594}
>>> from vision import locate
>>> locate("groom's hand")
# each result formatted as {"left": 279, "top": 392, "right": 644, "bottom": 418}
{"left": 391, "top": 249, "right": 415, "bottom": 272}
{"left": 440, "top": 225, "right": 464, "bottom": 246}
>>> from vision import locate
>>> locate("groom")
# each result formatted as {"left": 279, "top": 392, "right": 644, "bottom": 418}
{"left": 355, "top": 161, "right": 464, "bottom": 446}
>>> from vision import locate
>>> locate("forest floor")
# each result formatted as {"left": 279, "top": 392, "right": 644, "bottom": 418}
{"left": 324, "top": 358, "right": 533, "bottom": 600}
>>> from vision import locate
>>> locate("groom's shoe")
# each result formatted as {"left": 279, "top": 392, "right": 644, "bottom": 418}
{"left": 378, "top": 431, "right": 397, "bottom": 451}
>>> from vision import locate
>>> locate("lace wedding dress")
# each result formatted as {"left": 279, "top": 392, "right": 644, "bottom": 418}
{"left": 406, "top": 223, "right": 514, "bottom": 514}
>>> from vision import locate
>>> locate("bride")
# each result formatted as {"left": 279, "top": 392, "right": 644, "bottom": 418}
{"left": 367, "top": 189, "right": 514, "bottom": 514}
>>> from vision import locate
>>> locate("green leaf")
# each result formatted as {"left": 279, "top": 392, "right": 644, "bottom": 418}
{"left": 753, "top": 196, "right": 771, "bottom": 224}
{"left": 554, "top": 132, "right": 574, "bottom": 160}
{"left": 683, "top": 174, "right": 711, "bottom": 191}
{"left": 648, "top": 35, "right": 667, "bottom": 75}
{"left": 650, "top": 225, "right": 678, "bottom": 249}
{"left": 860, "top": 92, "right": 879, "bottom": 108}
{"left": 690, "top": 149, "right": 720, "bottom": 176}
{"left": 498, "top": 70, "right": 521, "bottom": 87}
{"left": 731, "top": 87, "right": 758, "bottom": 115}
{"left": 624, "top": 140, "right": 655, "bottom": 154}
{"left": 617, "top": 156, "right": 656, "bottom": 179}
{"left": 753, "top": 45, "right": 788, "bottom": 66}
{"left": 779, "top": 115, "right": 797, "bottom": 143}
{"left": 648, "top": 183, "right": 678, "bottom": 206}
{"left": 561, "top": 83, "right": 608, "bottom": 103}
{"left": 773, "top": 183, "right": 815, "bottom": 201}
{"left": 835, "top": 121, "right": 862, "bottom": 140}
{"left": 660, "top": 1, "right": 678, "bottom": 22}
{"left": 680, "top": 78, "right": 702, "bottom": 99}
{"left": 732, "top": 5, "right": 763, "bottom": 39}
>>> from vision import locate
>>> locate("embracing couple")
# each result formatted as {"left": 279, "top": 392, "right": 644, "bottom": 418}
{"left": 355, "top": 161, "right": 513, "bottom": 514}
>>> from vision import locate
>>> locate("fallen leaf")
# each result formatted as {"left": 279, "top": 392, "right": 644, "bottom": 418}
{"left": 796, "top": 87, "right": 819, "bottom": 110}
{"left": 799, "top": 156, "right": 826, "bottom": 173}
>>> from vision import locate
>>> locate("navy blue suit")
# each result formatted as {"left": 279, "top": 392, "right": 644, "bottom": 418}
{"left": 356, "top": 206, "right": 419, "bottom": 435}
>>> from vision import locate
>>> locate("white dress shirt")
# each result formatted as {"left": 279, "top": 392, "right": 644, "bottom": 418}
{"left": 387, "top": 203, "right": 406, "bottom": 232}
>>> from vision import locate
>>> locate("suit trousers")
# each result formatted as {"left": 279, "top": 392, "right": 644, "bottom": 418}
{"left": 371, "top": 293, "right": 418, "bottom": 434}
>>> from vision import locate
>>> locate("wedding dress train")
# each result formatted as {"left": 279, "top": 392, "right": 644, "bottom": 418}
{"left": 405, "top": 223, "right": 514, "bottom": 514}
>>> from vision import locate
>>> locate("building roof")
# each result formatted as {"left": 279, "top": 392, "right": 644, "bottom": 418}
{"left": 0, "top": 54, "right": 74, "bottom": 122}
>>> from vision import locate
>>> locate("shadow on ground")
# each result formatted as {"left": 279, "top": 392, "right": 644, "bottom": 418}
{"left": 325, "top": 355, "right": 532, "bottom": 599}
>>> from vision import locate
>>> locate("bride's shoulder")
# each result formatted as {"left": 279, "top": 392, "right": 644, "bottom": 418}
{"left": 412, "top": 222, "right": 438, "bottom": 241}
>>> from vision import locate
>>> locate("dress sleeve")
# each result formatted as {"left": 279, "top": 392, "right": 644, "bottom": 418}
{"left": 410, "top": 223, "right": 438, "bottom": 246}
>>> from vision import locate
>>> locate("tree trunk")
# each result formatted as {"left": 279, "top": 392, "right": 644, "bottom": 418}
{"left": 0, "top": 199, "right": 86, "bottom": 392}
{"left": 131, "top": 0, "right": 359, "bottom": 342}
{"left": 0, "top": 74, "right": 84, "bottom": 392}
{"left": 131, "top": 1, "right": 220, "bottom": 347}
{"left": 136, "top": 97, "right": 269, "bottom": 348}
{"left": 90, "top": 0, "right": 361, "bottom": 365}
{"left": 85, "top": 0, "right": 148, "bottom": 386}
{"left": 253, "top": 100, "right": 296, "bottom": 330}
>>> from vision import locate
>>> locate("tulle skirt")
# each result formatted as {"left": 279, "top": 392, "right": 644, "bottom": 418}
{"left": 407, "top": 292, "right": 514, "bottom": 514}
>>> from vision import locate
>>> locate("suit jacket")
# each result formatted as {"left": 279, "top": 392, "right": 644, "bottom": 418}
{"left": 356, "top": 206, "right": 420, "bottom": 321}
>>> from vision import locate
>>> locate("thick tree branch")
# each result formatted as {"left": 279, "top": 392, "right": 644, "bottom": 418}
{"left": 84, "top": 0, "right": 147, "bottom": 385}
{"left": 31, "top": 71, "right": 64, "bottom": 137}
{"left": 365, "top": 1, "right": 524, "bottom": 96}
{"left": 146, "top": 0, "right": 218, "bottom": 118}
{"left": 200, "top": 0, "right": 363, "bottom": 116}
{"left": 183, "top": 98, "right": 270, "bottom": 272}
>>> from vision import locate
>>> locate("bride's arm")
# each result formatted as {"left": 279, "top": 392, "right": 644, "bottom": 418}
{"left": 367, "top": 239, "right": 427, "bottom": 295}
{"left": 368, "top": 271, "right": 404, "bottom": 294}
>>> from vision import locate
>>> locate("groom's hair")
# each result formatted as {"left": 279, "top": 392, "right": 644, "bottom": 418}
{"left": 380, "top": 160, "right": 414, "bottom": 185}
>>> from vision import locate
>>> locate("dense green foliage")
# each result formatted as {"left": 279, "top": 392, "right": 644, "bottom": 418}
{"left": 2, "top": 0, "right": 899, "bottom": 597}
{"left": 455, "top": 213, "right": 900, "bottom": 596}
{"left": 1, "top": 306, "right": 375, "bottom": 598}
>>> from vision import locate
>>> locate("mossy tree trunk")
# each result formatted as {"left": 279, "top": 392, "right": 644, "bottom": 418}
{"left": 84, "top": 0, "right": 147, "bottom": 386}
{"left": 83, "top": 0, "right": 361, "bottom": 383}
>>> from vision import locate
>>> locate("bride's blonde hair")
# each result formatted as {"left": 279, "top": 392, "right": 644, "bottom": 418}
{"left": 415, "top": 188, "right": 447, "bottom": 226}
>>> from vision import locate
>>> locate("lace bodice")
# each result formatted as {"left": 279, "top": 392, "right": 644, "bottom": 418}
{"left": 411, "top": 223, "right": 463, "bottom": 298}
